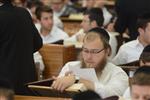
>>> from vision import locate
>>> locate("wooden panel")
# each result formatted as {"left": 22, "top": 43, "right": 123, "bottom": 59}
{"left": 61, "top": 17, "right": 81, "bottom": 36}
{"left": 15, "top": 95, "right": 70, "bottom": 100}
{"left": 39, "top": 44, "right": 76, "bottom": 79}
{"left": 120, "top": 66, "right": 139, "bottom": 76}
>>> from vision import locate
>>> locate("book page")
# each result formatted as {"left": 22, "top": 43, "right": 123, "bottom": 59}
{"left": 69, "top": 66, "right": 99, "bottom": 82}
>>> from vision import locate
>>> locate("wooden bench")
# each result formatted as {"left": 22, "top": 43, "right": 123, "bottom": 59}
{"left": 61, "top": 17, "right": 82, "bottom": 36}
{"left": 39, "top": 44, "right": 76, "bottom": 79}
{"left": 15, "top": 95, "right": 70, "bottom": 100}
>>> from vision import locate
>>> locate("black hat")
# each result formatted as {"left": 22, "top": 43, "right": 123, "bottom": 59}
{"left": 134, "top": 66, "right": 150, "bottom": 75}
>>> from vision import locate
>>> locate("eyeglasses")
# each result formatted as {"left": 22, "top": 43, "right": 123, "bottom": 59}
{"left": 82, "top": 47, "right": 105, "bottom": 54}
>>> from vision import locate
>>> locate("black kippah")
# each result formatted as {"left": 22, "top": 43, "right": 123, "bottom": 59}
{"left": 134, "top": 66, "right": 150, "bottom": 75}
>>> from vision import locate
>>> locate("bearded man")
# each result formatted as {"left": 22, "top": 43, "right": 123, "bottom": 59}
{"left": 51, "top": 27, "right": 128, "bottom": 98}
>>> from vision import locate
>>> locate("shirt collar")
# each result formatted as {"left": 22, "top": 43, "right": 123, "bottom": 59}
{"left": 40, "top": 26, "right": 55, "bottom": 38}
{"left": 136, "top": 37, "right": 144, "bottom": 48}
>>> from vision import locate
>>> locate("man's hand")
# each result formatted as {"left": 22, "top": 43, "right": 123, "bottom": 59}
{"left": 51, "top": 75, "right": 75, "bottom": 92}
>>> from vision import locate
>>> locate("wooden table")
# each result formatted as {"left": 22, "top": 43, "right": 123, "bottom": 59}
{"left": 15, "top": 95, "right": 71, "bottom": 100}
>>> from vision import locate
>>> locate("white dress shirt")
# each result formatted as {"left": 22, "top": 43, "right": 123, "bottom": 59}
{"left": 102, "top": 7, "right": 112, "bottom": 26}
{"left": 38, "top": 26, "right": 69, "bottom": 44}
{"left": 123, "top": 87, "right": 131, "bottom": 100}
{"left": 58, "top": 61, "right": 129, "bottom": 98}
{"left": 112, "top": 38, "right": 144, "bottom": 65}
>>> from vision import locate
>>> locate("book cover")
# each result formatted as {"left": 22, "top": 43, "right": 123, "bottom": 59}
{"left": 26, "top": 78, "right": 86, "bottom": 98}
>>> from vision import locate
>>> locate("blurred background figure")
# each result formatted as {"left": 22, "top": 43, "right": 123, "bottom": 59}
{"left": 26, "top": 0, "right": 43, "bottom": 23}
{"left": 82, "top": 0, "right": 96, "bottom": 10}
{"left": 51, "top": 0, "right": 78, "bottom": 17}
{"left": 112, "top": 13, "right": 150, "bottom": 65}
{"left": 94, "top": 0, "right": 112, "bottom": 26}
{"left": 12, "top": 0, "right": 26, "bottom": 7}
{"left": 39, "top": 0, "right": 51, "bottom": 6}
{"left": 131, "top": 67, "right": 150, "bottom": 100}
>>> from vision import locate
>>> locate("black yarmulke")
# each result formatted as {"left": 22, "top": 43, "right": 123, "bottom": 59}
{"left": 134, "top": 66, "right": 150, "bottom": 75}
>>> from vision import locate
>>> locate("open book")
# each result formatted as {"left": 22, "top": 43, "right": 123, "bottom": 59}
{"left": 26, "top": 78, "right": 87, "bottom": 98}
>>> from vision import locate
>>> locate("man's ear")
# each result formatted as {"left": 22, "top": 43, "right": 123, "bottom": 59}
{"left": 138, "top": 28, "right": 144, "bottom": 35}
{"left": 106, "top": 48, "right": 111, "bottom": 56}
{"left": 140, "top": 60, "right": 145, "bottom": 66}
{"left": 37, "top": 19, "right": 41, "bottom": 23}
{"left": 91, "top": 20, "right": 97, "bottom": 28}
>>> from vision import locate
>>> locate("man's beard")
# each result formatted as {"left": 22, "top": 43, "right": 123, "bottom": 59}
{"left": 81, "top": 56, "right": 107, "bottom": 76}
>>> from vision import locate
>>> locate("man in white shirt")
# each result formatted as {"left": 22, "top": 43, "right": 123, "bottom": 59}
{"left": 51, "top": 0, "right": 77, "bottom": 17}
{"left": 112, "top": 14, "right": 150, "bottom": 65}
{"left": 64, "top": 8, "right": 117, "bottom": 59}
{"left": 123, "top": 45, "right": 150, "bottom": 100}
{"left": 51, "top": 27, "right": 128, "bottom": 98}
{"left": 35, "top": 5, "right": 69, "bottom": 44}
{"left": 34, "top": 5, "right": 69, "bottom": 77}
{"left": 130, "top": 67, "right": 150, "bottom": 100}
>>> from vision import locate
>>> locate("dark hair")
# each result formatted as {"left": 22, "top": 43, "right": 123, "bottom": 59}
{"left": 131, "top": 66, "right": 150, "bottom": 86}
{"left": 26, "top": 0, "right": 43, "bottom": 9}
{"left": 84, "top": 8, "right": 104, "bottom": 27}
{"left": 35, "top": 5, "right": 53, "bottom": 20}
{"left": 0, "top": 0, "right": 11, "bottom": 3}
{"left": 137, "top": 13, "right": 150, "bottom": 29}
{"left": 72, "top": 90, "right": 102, "bottom": 100}
{"left": 140, "top": 45, "right": 150, "bottom": 63}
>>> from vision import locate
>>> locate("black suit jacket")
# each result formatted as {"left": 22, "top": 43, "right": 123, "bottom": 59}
{"left": 114, "top": 0, "right": 150, "bottom": 40}
{"left": 0, "top": 3, "right": 42, "bottom": 95}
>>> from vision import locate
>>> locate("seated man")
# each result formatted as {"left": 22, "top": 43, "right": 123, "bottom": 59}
{"left": 52, "top": 27, "right": 128, "bottom": 98}
{"left": 131, "top": 67, "right": 150, "bottom": 100}
{"left": 34, "top": 5, "right": 69, "bottom": 72}
{"left": 123, "top": 45, "right": 150, "bottom": 99}
{"left": 51, "top": 0, "right": 78, "bottom": 17}
{"left": 35, "top": 5, "right": 69, "bottom": 44}
{"left": 112, "top": 13, "right": 150, "bottom": 65}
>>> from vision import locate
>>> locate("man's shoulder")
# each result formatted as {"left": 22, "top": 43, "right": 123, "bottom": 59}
{"left": 120, "top": 40, "right": 138, "bottom": 49}
{"left": 106, "top": 62, "right": 124, "bottom": 72}
{"left": 53, "top": 26, "right": 68, "bottom": 35}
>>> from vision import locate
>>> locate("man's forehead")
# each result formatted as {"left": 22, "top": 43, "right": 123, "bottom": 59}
{"left": 83, "top": 38, "right": 103, "bottom": 48}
